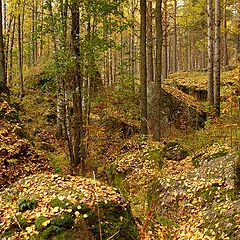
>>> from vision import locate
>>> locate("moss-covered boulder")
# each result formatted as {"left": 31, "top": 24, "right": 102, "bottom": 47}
{"left": 192, "top": 143, "right": 230, "bottom": 167}
{"left": 162, "top": 141, "right": 189, "bottom": 161}
{"left": 0, "top": 174, "right": 139, "bottom": 240}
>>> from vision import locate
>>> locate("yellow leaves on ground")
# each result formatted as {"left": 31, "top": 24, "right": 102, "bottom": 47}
{"left": 0, "top": 173, "right": 125, "bottom": 239}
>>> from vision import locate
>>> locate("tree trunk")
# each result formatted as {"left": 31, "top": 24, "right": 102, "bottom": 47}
{"left": 8, "top": 17, "right": 15, "bottom": 85}
{"left": 153, "top": 0, "right": 163, "bottom": 141}
{"left": 140, "top": 0, "right": 148, "bottom": 135}
{"left": 131, "top": 0, "right": 136, "bottom": 91}
{"left": 0, "top": 0, "right": 6, "bottom": 84}
{"left": 70, "top": 0, "right": 85, "bottom": 174}
{"left": 214, "top": 0, "right": 221, "bottom": 116}
{"left": 163, "top": 0, "right": 168, "bottom": 79}
{"left": 223, "top": 0, "right": 228, "bottom": 67}
{"left": 207, "top": 0, "right": 214, "bottom": 106}
{"left": 4, "top": 13, "right": 13, "bottom": 84}
{"left": 147, "top": 0, "right": 154, "bottom": 83}
{"left": 173, "top": 0, "right": 177, "bottom": 72}
{"left": 18, "top": 10, "right": 24, "bottom": 101}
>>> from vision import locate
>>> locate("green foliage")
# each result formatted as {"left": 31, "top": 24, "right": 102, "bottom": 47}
{"left": 91, "top": 202, "right": 139, "bottom": 240}
{"left": 17, "top": 198, "right": 37, "bottom": 212}
{"left": 50, "top": 197, "right": 72, "bottom": 209}
{"left": 48, "top": 153, "right": 69, "bottom": 174}
{"left": 51, "top": 213, "right": 74, "bottom": 228}
{"left": 40, "top": 225, "right": 62, "bottom": 239}
{"left": 16, "top": 214, "right": 29, "bottom": 228}
{"left": 143, "top": 147, "right": 164, "bottom": 169}
{"left": 35, "top": 215, "right": 48, "bottom": 231}
{"left": 106, "top": 162, "right": 128, "bottom": 198}
{"left": 155, "top": 214, "right": 179, "bottom": 228}
{"left": 146, "top": 179, "right": 163, "bottom": 205}
{"left": 208, "top": 150, "right": 227, "bottom": 161}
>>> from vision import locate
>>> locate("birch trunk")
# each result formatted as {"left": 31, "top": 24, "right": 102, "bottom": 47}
{"left": 207, "top": 0, "right": 214, "bottom": 106}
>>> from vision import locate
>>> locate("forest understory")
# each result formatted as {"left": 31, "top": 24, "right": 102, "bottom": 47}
{"left": 0, "top": 65, "right": 240, "bottom": 240}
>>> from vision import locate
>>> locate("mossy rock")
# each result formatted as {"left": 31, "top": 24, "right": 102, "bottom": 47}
{"left": 162, "top": 141, "right": 189, "bottom": 161}
{"left": 0, "top": 174, "right": 139, "bottom": 240}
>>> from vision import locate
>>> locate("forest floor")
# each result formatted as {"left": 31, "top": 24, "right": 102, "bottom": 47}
{"left": 0, "top": 66, "right": 240, "bottom": 239}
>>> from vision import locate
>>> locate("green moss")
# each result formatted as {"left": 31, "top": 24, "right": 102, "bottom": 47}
{"left": 1, "top": 228, "right": 16, "bottom": 238}
{"left": 35, "top": 213, "right": 74, "bottom": 239}
{"left": 199, "top": 185, "right": 219, "bottom": 199}
{"left": 143, "top": 147, "right": 164, "bottom": 169}
{"left": 106, "top": 162, "right": 128, "bottom": 197}
{"left": 35, "top": 215, "right": 48, "bottom": 231}
{"left": 208, "top": 150, "right": 227, "bottom": 161}
{"left": 192, "top": 157, "right": 200, "bottom": 167}
{"left": 55, "top": 230, "right": 76, "bottom": 240}
{"left": 40, "top": 225, "right": 62, "bottom": 239}
{"left": 17, "top": 197, "right": 37, "bottom": 212}
{"left": 50, "top": 197, "right": 72, "bottom": 209}
{"left": 92, "top": 202, "right": 139, "bottom": 240}
{"left": 5, "top": 111, "right": 19, "bottom": 122}
{"left": 51, "top": 213, "right": 74, "bottom": 228}
{"left": 162, "top": 141, "right": 189, "bottom": 161}
{"left": 155, "top": 215, "right": 178, "bottom": 228}
{"left": 16, "top": 214, "right": 29, "bottom": 228}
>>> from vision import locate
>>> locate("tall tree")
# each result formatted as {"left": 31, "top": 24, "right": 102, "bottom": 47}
{"left": 140, "top": 0, "right": 148, "bottom": 135}
{"left": 70, "top": 0, "right": 85, "bottom": 173}
{"left": 0, "top": 0, "right": 6, "bottom": 84}
{"left": 207, "top": 0, "right": 214, "bottom": 106}
{"left": 153, "top": 0, "right": 163, "bottom": 141}
{"left": 223, "top": 0, "right": 228, "bottom": 67}
{"left": 147, "top": 0, "right": 154, "bottom": 83}
{"left": 18, "top": 2, "right": 24, "bottom": 101}
{"left": 173, "top": 0, "right": 177, "bottom": 72}
{"left": 163, "top": 0, "right": 168, "bottom": 79}
{"left": 214, "top": 0, "right": 221, "bottom": 116}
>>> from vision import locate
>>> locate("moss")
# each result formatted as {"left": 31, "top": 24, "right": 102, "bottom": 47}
{"left": 35, "top": 215, "right": 48, "bottom": 231}
{"left": 91, "top": 202, "right": 139, "bottom": 240}
{"left": 16, "top": 214, "right": 29, "bottom": 228}
{"left": 35, "top": 213, "right": 74, "bottom": 239}
{"left": 5, "top": 111, "right": 19, "bottom": 122}
{"left": 106, "top": 162, "right": 128, "bottom": 197}
{"left": 1, "top": 228, "right": 16, "bottom": 238}
{"left": 143, "top": 147, "right": 164, "bottom": 169}
{"left": 192, "top": 156, "right": 200, "bottom": 167}
{"left": 162, "top": 141, "right": 189, "bottom": 161}
{"left": 51, "top": 213, "right": 74, "bottom": 228}
{"left": 50, "top": 197, "right": 72, "bottom": 209}
{"left": 199, "top": 185, "right": 219, "bottom": 198}
{"left": 155, "top": 214, "right": 178, "bottom": 228}
{"left": 40, "top": 225, "right": 62, "bottom": 239}
{"left": 208, "top": 150, "right": 227, "bottom": 161}
{"left": 17, "top": 197, "right": 37, "bottom": 212}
